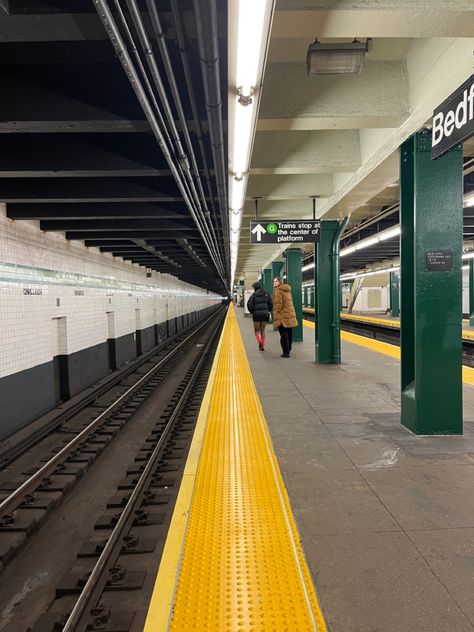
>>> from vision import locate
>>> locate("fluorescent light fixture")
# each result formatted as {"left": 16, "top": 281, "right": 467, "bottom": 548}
{"left": 230, "top": 211, "right": 242, "bottom": 233}
{"left": 340, "top": 245, "right": 356, "bottom": 257}
{"left": 302, "top": 262, "right": 315, "bottom": 272}
{"left": 378, "top": 226, "right": 401, "bottom": 241}
{"left": 462, "top": 251, "right": 474, "bottom": 260}
{"left": 355, "top": 236, "right": 379, "bottom": 250}
{"left": 235, "top": 0, "right": 268, "bottom": 96}
{"left": 340, "top": 225, "right": 401, "bottom": 257}
{"left": 230, "top": 176, "right": 246, "bottom": 211}
{"left": 340, "top": 265, "right": 400, "bottom": 281}
{"left": 465, "top": 194, "right": 474, "bottom": 208}
{"left": 306, "top": 40, "right": 367, "bottom": 76}
{"left": 228, "top": 0, "right": 275, "bottom": 287}
{"left": 232, "top": 100, "right": 255, "bottom": 177}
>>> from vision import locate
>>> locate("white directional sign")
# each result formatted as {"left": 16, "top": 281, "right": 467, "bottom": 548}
{"left": 250, "top": 220, "right": 321, "bottom": 244}
{"left": 251, "top": 223, "right": 267, "bottom": 242}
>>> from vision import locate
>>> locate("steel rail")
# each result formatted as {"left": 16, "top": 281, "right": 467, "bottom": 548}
{"left": 0, "top": 315, "right": 206, "bottom": 469}
{"left": 61, "top": 309, "right": 225, "bottom": 632}
{"left": 0, "top": 309, "right": 222, "bottom": 520}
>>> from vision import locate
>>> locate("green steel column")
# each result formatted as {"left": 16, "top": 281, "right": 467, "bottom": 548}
{"left": 389, "top": 271, "right": 400, "bottom": 318}
{"left": 469, "top": 259, "right": 474, "bottom": 327}
{"left": 262, "top": 268, "right": 273, "bottom": 295}
{"left": 400, "top": 130, "right": 463, "bottom": 435}
{"left": 315, "top": 220, "right": 340, "bottom": 364}
{"left": 285, "top": 248, "right": 303, "bottom": 342}
{"left": 272, "top": 260, "right": 283, "bottom": 282}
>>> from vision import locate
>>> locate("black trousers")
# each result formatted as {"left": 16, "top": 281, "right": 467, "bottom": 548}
{"left": 278, "top": 325, "right": 293, "bottom": 356}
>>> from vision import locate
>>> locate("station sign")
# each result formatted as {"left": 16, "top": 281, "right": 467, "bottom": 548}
{"left": 432, "top": 74, "right": 474, "bottom": 159}
{"left": 250, "top": 220, "right": 321, "bottom": 244}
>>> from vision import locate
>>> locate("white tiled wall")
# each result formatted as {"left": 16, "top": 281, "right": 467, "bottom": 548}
{"left": 0, "top": 205, "right": 222, "bottom": 379}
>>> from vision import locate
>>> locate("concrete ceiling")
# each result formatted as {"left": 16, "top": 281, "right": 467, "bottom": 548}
{"left": 236, "top": 0, "right": 474, "bottom": 281}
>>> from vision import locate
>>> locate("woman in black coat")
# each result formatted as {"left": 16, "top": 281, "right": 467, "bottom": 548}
{"left": 247, "top": 281, "right": 273, "bottom": 351}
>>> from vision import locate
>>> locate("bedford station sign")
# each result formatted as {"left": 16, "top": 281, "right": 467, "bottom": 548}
{"left": 250, "top": 220, "right": 321, "bottom": 244}
{"left": 432, "top": 74, "right": 474, "bottom": 159}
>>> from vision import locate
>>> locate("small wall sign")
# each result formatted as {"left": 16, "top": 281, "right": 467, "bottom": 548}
{"left": 425, "top": 249, "right": 454, "bottom": 272}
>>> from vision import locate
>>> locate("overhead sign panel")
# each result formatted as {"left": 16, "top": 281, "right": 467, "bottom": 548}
{"left": 432, "top": 73, "right": 474, "bottom": 159}
{"left": 250, "top": 220, "right": 320, "bottom": 244}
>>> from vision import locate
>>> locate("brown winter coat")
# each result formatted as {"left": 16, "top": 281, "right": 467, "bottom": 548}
{"left": 273, "top": 284, "right": 298, "bottom": 328}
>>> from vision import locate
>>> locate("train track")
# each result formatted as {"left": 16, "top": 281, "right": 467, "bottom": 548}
{"left": 24, "top": 309, "right": 224, "bottom": 632}
{"left": 0, "top": 313, "right": 218, "bottom": 470}
{"left": 0, "top": 308, "right": 224, "bottom": 582}
{"left": 304, "top": 311, "right": 474, "bottom": 367}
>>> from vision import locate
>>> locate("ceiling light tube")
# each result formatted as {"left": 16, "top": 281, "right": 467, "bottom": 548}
{"left": 378, "top": 226, "right": 401, "bottom": 241}
{"left": 355, "top": 236, "right": 379, "bottom": 250}
{"left": 464, "top": 194, "right": 474, "bottom": 208}
{"left": 232, "top": 99, "right": 255, "bottom": 176}
{"left": 302, "top": 262, "right": 315, "bottom": 272}
{"left": 340, "top": 265, "right": 400, "bottom": 281}
{"left": 462, "top": 251, "right": 474, "bottom": 260}
{"left": 235, "top": 0, "right": 269, "bottom": 95}
{"left": 230, "top": 176, "right": 247, "bottom": 211}
{"left": 228, "top": 0, "right": 275, "bottom": 287}
{"left": 230, "top": 210, "right": 242, "bottom": 232}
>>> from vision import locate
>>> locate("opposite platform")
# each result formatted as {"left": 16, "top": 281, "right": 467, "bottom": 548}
{"left": 144, "top": 305, "right": 327, "bottom": 631}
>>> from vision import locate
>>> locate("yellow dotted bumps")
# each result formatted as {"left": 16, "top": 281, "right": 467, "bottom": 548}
{"left": 170, "top": 306, "right": 327, "bottom": 631}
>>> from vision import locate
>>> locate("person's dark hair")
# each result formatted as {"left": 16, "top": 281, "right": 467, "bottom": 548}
{"left": 252, "top": 281, "right": 262, "bottom": 290}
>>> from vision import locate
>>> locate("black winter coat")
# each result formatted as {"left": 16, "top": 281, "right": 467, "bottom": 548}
{"left": 247, "top": 288, "right": 273, "bottom": 320}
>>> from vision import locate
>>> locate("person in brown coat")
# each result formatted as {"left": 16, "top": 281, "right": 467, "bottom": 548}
{"left": 272, "top": 277, "right": 298, "bottom": 358}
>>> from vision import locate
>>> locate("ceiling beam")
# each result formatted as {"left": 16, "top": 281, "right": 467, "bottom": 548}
{"left": 6, "top": 202, "right": 187, "bottom": 220}
{"left": 0, "top": 133, "right": 172, "bottom": 177}
{"left": 271, "top": 8, "right": 474, "bottom": 38}
{"left": 176, "top": 238, "right": 207, "bottom": 267}
{"left": 66, "top": 231, "right": 196, "bottom": 240}
{"left": 0, "top": 177, "right": 181, "bottom": 202}
{"left": 258, "top": 61, "right": 408, "bottom": 131}
{"left": 40, "top": 219, "right": 195, "bottom": 232}
{"left": 132, "top": 239, "right": 181, "bottom": 268}
{"left": 0, "top": 68, "right": 145, "bottom": 132}
{"left": 251, "top": 130, "right": 360, "bottom": 175}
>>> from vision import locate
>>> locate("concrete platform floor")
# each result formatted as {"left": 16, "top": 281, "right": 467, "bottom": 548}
{"left": 236, "top": 308, "right": 474, "bottom": 632}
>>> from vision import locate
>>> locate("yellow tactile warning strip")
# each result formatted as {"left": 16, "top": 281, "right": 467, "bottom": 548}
{"left": 303, "top": 319, "right": 474, "bottom": 387}
{"left": 143, "top": 323, "right": 224, "bottom": 632}
{"left": 341, "top": 312, "right": 400, "bottom": 329}
{"left": 302, "top": 308, "right": 474, "bottom": 341}
{"left": 156, "top": 305, "right": 327, "bottom": 631}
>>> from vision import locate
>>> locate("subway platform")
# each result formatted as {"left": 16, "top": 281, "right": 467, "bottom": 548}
{"left": 145, "top": 305, "right": 474, "bottom": 631}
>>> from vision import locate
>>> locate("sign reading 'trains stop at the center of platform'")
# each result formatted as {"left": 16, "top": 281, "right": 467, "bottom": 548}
{"left": 250, "top": 220, "right": 321, "bottom": 244}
